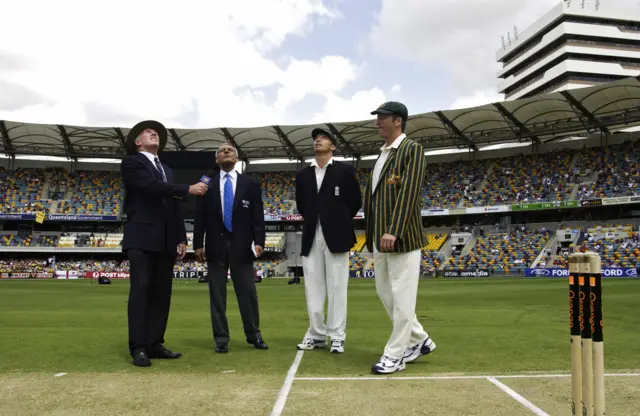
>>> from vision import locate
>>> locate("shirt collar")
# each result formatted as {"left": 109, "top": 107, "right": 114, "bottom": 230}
{"left": 138, "top": 151, "right": 158, "bottom": 164}
{"left": 310, "top": 157, "right": 334, "bottom": 168}
{"left": 220, "top": 169, "right": 237, "bottom": 180}
{"left": 380, "top": 133, "right": 406, "bottom": 151}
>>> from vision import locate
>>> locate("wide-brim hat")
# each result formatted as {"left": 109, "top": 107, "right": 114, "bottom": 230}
{"left": 311, "top": 127, "right": 337, "bottom": 146}
{"left": 125, "top": 120, "right": 168, "bottom": 156}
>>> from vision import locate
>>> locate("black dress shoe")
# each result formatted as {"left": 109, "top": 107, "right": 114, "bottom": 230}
{"left": 132, "top": 350, "right": 151, "bottom": 367}
{"left": 215, "top": 342, "right": 228, "bottom": 353}
{"left": 288, "top": 276, "right": 300, "bottom": 285}
{"left": 148, "top": 345, "right": 182, "bottom": 359}
{"left": 248, "top": 337, "right": 269, "bottom": 350}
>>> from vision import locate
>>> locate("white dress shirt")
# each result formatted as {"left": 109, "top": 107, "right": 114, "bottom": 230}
{"left": 310, "top": 157, "right": 334, "bottom": 193}
{"left": 220, "top": 170, "right": 237, "bottom": 220}
{"left": 371, "top": 133, "right": 406, "bottom": 192}
{"left": 139, "top": 151, "right": 166, "bottom": 181}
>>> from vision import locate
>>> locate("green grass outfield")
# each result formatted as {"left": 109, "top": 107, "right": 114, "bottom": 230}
{"left": 1, "top": 277, "right": 639, "bottom": 415}
{"left": 1, "top": 277, "right": 638, "bottom": 375}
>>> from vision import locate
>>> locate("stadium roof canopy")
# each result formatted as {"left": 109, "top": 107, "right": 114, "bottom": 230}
{"left": 3, "top": 76, "right": 640, "bottom": 161}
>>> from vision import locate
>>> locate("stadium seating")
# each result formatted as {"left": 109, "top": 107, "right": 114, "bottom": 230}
{"left": 57, "top": 171, "right": 123, "bottom": 216}
{"left": 351, "top": 234, "right": 366, "bottom": 252}
{"left": 467, "top": 151, "right": 574, "bottom": 206}
{"left": 33, "top": 234, "right": 59, "bottom": 247}
{"left": 423, "top": 161, "right": 488, "bottom": 209}
{"left": 265, "top": 233, "right": 286, "bottom": 252}
{"left": 255, "top": 259, "right": 284, "bottom": 276}
{"left": 250, "top": 171, "right": 296, "bottom": 216}
{"left": 581, "top": 224, "right": 640, "bottom": 268}
{"left": 421, "top": 250, "right": 443, "bottom": 272}
{"left": 424, "top": 233, "right": 448, "bottom": 250}
{"left": 0, "top": 168, "right": 51, "bottom": 214}
{"left": 46, "top": 167, "right": 75, "bottom": 201}
{"left": 575, "top": 141, "right": 640, "bottom": 200}
{"left": 349, "top": 253, "right": 367, "bottom": 272}
{"left": 446, "top": 229, "right": 552, "bottom": 274}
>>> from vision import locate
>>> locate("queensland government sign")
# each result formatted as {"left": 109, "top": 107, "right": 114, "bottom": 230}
{"left": 526, "top": 268, "right": 638, "bottom": 278}
{"left": 0, "top": 214, "right": 119, "bottom": 221}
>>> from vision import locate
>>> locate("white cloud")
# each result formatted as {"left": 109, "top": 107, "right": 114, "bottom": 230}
{"left": 0, "top": 0, "right": 375, "bottom": 130}
{"left": 370, "top": 0, "right": 563, "bottom": 94}
{"left": 450, "top": 89, "right": 504, "bottom": 110}
{"left": 310, "top": 88, "right": 387, "bottom": 124}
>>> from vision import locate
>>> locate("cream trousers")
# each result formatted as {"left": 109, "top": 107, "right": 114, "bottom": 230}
{"left": 373, "top": 247, "right": 428, "bottom": 359}
{"left": 301, "top": 224, "right": 350, "bottom": 341}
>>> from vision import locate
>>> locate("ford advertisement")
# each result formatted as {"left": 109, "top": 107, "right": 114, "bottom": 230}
{"left": 525, "top": 268, "right": 638, "bottom": 278}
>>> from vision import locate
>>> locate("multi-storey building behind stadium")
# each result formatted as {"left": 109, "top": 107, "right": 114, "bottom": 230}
{"left": 497, "top": 0, "right": 640, "bottom": 100}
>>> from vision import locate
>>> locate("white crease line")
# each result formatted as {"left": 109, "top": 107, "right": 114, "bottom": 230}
{"left": 487, "top": 377, "right": 549, "bottom": 416}
{"left": 294, "top": 372, "right": 640, "bottom": 381}
{"left": 270, "top": 350, "right": 304, "bottom": 416}
{"left": 54, "top": 373, "right": 67, "bottom": 377}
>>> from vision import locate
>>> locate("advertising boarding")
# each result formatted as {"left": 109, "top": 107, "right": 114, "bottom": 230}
{"left": 525, "top": 268, "right": 638, "bottom": 278}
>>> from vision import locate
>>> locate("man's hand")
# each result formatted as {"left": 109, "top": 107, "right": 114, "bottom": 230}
{"left": 189, "top": 182, "right": 209, "bottom": 196}
{"left": 195, "top": 248, "right": 206, "bottom": 262}
{"left": 255, "top": 245, "right": 264, "bottom": 257}
{"left": 380, "top": 233, "right": 397, "bottom": 252}
{"left": 177, "top": 243, "right": 186, "bottom": 260}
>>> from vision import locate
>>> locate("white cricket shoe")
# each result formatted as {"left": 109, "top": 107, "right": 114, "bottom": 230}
{"left": 371, "top": 354, "right": 405, "bottom": 375}
{"left": 403, "top": 336, "right": 436, "bottom": 364}
{"left": 330, "top": 339, "right": 344, "bottom": 354}
{"left": 296, "top": 336, "right": 327, "bottom": 351}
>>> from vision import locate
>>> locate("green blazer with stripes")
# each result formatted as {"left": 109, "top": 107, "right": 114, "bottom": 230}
{"left": 363, "top": 135, "right": 427, "bottom": 253}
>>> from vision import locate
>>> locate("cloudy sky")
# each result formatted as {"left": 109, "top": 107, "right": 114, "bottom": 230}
{"left": 0, "top": 0, "right": 636, "bottom": 130}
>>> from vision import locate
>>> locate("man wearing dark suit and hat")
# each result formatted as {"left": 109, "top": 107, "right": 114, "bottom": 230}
{"left": 193, "top": 142, "right": 268, "bottom": 354}
{"left": 120, "top": 120, "right": 209, "bottom": 367}
{"left": 294, "top": 128, "right": 362, "bottom": 353}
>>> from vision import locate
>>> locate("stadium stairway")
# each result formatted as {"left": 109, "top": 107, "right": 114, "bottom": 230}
{"left": 49, "top": 200, "right": 59, "bottom": 215}
{"left": 41, "top": 181, "right": 50, "bottom": 200}
{"left": 460, "top": 233, "right": 479, "bottom": 256}
{"left": 439, "top": 232, "right": 479, "bottom": 270}
{"left": 569, "top": 183, "right": 580, "bottom": 201}
{"left": 438, "top": 256, "right": 450, "bottom": 271}
{"left": 531, "top": 234, "right": 557, "bottom": 268}
{"left": 570, "top": 151, "right": 580, "bottom": 170}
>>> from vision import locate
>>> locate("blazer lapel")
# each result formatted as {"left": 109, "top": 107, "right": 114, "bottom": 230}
{"left": 307, "top": 166, "right": 318, "bottom": 193}
{"left": 210, "top": 172, "right": 222, "bottom": 216}
{"left": 373, "top": 148, "right": 398, "bottom": 195}
{"left": 137, "top": 153, "right": 163, "bottom": 182}
{"left": 318, "top": 163, "right": 335, "bottom": 194}
{"left": 233, "top": 172, "right": 248, "bottom": 211}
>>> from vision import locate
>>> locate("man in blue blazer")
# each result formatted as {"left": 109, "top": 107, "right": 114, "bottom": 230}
{"left": 193, "top": 143, "right": 267, "bottom": 354}
{"left": 120, "top": 120, "right": 208, "bottom": 367}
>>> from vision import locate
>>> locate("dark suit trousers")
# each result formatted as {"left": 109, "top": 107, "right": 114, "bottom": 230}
{"left": 127, "top": 249, "right": 174, "bottom": 355}
{"left": 207, "top": 233, "right": 261, "bottom": 343}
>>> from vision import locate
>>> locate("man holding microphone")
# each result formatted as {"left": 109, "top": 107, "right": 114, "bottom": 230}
{"left": 295, "top": 128, "right": 362, "bottom": 354}
{"left": 120, "top": 120, "right": 209, "bottom": 367}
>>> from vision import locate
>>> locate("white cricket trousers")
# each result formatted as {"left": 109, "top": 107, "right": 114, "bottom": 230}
{"left": 373, "top": 247, "right": 428, "bottom": 359}
{"left": 301, "top": 224, "right": 349, "bottom": 341}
